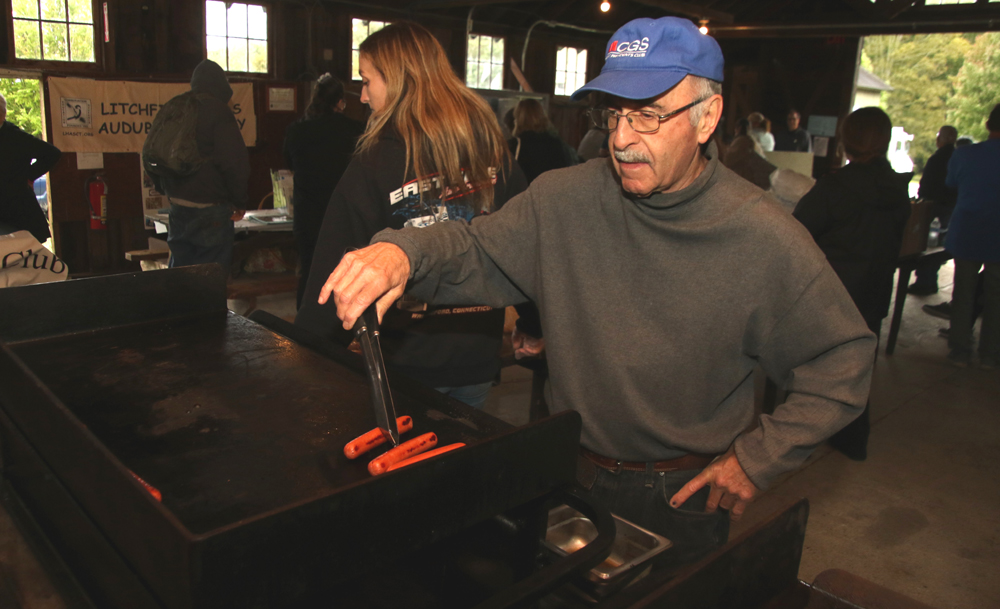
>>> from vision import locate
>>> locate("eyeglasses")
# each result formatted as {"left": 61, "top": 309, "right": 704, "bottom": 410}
{"left": 590, "top": 97, "right": 710, "bottom": 134}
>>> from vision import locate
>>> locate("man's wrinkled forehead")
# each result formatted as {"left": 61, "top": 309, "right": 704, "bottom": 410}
{"left": 604, "top": 80, "right": 685, "bottom": 110}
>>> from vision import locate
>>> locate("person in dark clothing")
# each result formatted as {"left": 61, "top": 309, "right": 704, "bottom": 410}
{"left": 284, "top": 74, "right": 365, "bottom": 307}
{"left": 150, "top": 60, "right": 250, "bottom": 274}
{"left": 774, "top": 109, "right": 813, "bottom": 153}
{"left": 0, "top": 93, "right": 62, "bottom": 243}
{"left": 296, "top": 22, "right": 528, "bottom": 408}
{"left": 794, "top": 107, "right": 911, "bottom": 461}
{"left": 908, "top": 125, "right": 958, "bottom": 295}
{"left": 508, "top": 98, "right": 575, "bottom": 185}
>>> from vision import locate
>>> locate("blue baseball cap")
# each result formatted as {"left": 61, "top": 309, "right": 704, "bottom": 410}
{"left": 571, "top": 17, "right": 724, "bottom": 101}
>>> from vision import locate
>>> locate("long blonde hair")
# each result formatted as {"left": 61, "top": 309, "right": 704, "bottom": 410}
{"left": 357, "top": 22, "right": 508, "bottom": 213}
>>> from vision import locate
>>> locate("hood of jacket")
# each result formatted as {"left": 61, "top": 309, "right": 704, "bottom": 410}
{"left": 190, "top": 59, "right": 233, "bottom": 103}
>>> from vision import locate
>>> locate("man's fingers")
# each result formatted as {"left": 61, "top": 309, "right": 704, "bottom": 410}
{"left": 717, "top": 492, "right": 738, "bottom": 512}
{"left": 704, "top": 484, "right": 724, "bottom": 513}
{"left": 729, "top": 498, "right": 748, "bottom": 522}
{"left": 670, "top": 470, "right": 711, "bottom": 508}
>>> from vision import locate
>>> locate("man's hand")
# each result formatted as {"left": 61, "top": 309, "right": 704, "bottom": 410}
{"left": 511, "top": 327, "right": 545, "bottom": 359}
{"left": 318, "top": 242, "right": 411, "bottom": 330}
{"left": 669, "top": 446, "right": 759, "bottom": 522}
{"left": 230, "top": 209, "right": 246, "bottom": 221}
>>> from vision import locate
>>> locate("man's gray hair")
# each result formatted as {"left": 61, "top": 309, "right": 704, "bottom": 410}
{"left": 688, "top": 76, "right": 721, "bottom": 126}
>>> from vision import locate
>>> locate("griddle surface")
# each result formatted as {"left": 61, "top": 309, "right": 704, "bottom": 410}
{"left": 12, "top": 313, "right": 500, "bottom": 535}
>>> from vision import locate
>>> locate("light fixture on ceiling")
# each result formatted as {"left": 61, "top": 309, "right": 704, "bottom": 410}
{"left": 698, "top": 20, "right": 709, "bottom": 35}
{"left": 600, "top": 1, "right": 611, "bottom": 12}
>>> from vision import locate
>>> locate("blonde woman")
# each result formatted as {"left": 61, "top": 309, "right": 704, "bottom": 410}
{"left": 296, "top": 22, "right": 527, "bottom": 407}
{"left": 508, "top": 98, "right": 576, "bottom": 184}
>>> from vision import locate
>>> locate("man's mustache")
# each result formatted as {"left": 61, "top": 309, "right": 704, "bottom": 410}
{"left": 614, "top": 148, "right": 651, "bottom": 164}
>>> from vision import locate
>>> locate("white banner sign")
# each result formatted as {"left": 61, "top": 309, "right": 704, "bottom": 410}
{"left": 47, "top": 76, "right": 256, "bottom": 153}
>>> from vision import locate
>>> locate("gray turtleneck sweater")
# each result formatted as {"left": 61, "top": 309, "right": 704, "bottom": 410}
{"left": 373, "top": 146, "right": 875, "bottom": 489}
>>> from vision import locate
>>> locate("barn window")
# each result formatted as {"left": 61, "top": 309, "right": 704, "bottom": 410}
{"left": 554, "top": 46, "right": 588, "bottom": 96}
{"left": 352, "top": 18, "right": 390, "bottom": 80}
{"left": 205, "top": 1, "right": 269, "bottom": 74}
{"left": 11, "top": 0, "right": 95, "bottom": 62}
{"left": 467, "top": 34, "right": 504, "bottom": 90}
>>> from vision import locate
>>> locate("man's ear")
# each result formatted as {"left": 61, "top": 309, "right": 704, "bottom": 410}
{"left": 697, "top": 95, "right": 724, "bottom": 144}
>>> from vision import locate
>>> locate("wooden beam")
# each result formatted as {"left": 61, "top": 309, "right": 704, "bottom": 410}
{"left": 881, "top": 0, "right": 919, "bottom": 20}
{"left": 408, "top": 0, "right": 535, "bottom": 9}
{"left": 630, "top": 0, "right": 735, "bottom": 23}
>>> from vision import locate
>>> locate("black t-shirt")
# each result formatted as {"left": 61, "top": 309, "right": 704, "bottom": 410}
{"left": 296, "top": 136, "right": 528, "bottom": 387}
{"left": 0, "top": 122, "right": 61, "bottom": 242}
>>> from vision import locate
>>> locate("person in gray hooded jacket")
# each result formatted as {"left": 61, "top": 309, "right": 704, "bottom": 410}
{"left": 151, "top": 59, "right": 250, "bottom": 273}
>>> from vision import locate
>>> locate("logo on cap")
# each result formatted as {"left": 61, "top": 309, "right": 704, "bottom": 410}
{"left": 608, "top": 37, "right": 650, "bottom": 58}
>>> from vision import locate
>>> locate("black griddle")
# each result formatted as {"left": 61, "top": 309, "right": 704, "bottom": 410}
{"left": 0, "top": 266, "right": 614, "bottom": 609}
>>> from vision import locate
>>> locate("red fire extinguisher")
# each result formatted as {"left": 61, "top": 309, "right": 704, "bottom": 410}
{"left": 86, "top": 173, "right": 108, "bottom": 230}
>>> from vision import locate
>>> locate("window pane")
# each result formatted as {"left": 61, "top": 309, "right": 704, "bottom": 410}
{"left": 228, "top": 36, "right": 248, "bottom": 72}
{"left": 41, "top": 0, "right": 65, "bottom": 21}
{"left": 467, "top": 35, "right": 479, "bottom": 61}
{"left": 247, "top": 4, "right": 267, "bottom": 39}
{"left": 352, "top": 19, "right": 367, "bottom": 49}
{"left": 479, "top": 38, "right": 491, "bottom": 64}
{"left": 555, "top": 71, "right": 566, "bottom": 95}
{"left": 248, "top": 39, "right": 267, "bottom": 72}
{"left": 42, "top": 21, "right": 69, "bottom": 60}
{"left": 12, "top": 0, "right": 39, "bottom": 19}
{"left": 556, "top": 47, "right": 566, "bottom": 71}
{"left": 576, "top": 49, "right": 588, "bottom": 73}
{"left": 206, "top": 1, "right": 227, "bottom": 36}
{"left": 352, "top": 50, "right": 361, "bottom": 80}
{"left": 489, "top": 65, "right": 503, "bottom": 90}
{"left": 13, "top": 19, "right": 42, "bottom": 59}
{"left": 478, "top": 63, "right": 492, "bottom": 89}
{"left": 68, "top": 0, "right": 92, "bottom": 23}
{"left": 69, "top": 23, "right": 94, "bottom": 62}
{"left": 207, "top": 35, "right": 227, "bottom": 68}
{"left": 227, "top": 3, "right": 248, "bottom": 38}
{"left": 492, "top": 38, "right": 503, "bottom": 64}
{"left": 370, "top": 20, "right": 386, "bottom": 34}
{"left": 466, "top": 63, "right": 479, "bottom": 88}
{"left": 567, "top": 48, "right": 577, "bottom": 72}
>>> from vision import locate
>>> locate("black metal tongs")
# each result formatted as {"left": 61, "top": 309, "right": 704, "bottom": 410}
{"left": 352, "top": 305, "right": 401, "bottom": 447}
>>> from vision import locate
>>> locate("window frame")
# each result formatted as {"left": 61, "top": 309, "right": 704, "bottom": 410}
{"left": 5, "top": 0, "right": 103, "bottom": 71}
{"left": 203, "top": 0, "right": 271, "bottom": 76}
{"left": 465, "top": 32, "right": 506, "bottom": 91}
{"left": 553, "top": 45, "right": 588, "bottom": 97}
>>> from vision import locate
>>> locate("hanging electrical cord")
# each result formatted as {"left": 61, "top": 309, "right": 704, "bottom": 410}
{"left": 520, "top": 21, "right": 614, "bottom": 91}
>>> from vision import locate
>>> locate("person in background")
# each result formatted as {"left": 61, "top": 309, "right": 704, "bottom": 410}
{"left": 774, "top": 109, "right": 812, "bottom": 153}
{"left": 0, "top": 93, "right": 62, "bottom": 244}
{"left": 793, "top": 107, "right": 911, "bottom": 460}
{"left": 943, "top": 103, "right": 1000, "bottom": 369}
{"left": 747, "top": 111, "right": 775, "bottom": 152}
{"left": 316, "top": 17, "right": 874, "bottom": 568}
{"left": 150, "top": 60, "right": 250, "bottom": 274}
{"left": 284, "top": 74, "right": 365, "bottom": 307}
{"left": 295, "top": 22, "right": 527, "bottom": 409}
{"left": 722, "top": 118, "right": 774, "bottom": 190}
{"left": 508, "top": 98, "right": 576, "bottom": 184}
{"left": 907, "top": 125, "right": 958, "bottom": 297}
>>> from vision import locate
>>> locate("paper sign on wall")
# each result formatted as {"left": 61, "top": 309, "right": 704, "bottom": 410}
{"left": 47, "top": 77, "right": 257, "bottom": 153}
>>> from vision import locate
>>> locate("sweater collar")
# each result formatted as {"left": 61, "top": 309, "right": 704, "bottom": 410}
{"left": 623, "top": 140, "right": 720, "bottom": 211}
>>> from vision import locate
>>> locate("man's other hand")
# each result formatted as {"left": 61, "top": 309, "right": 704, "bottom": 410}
{"left": 669, "top": 446, "right": 759, "bottom": 522}
{"left": 318, "top": 242, "right": 411, "bottom": 330}
{"left": 511, "top": 327, "right": 545, "bottom": 359}
{"left": 230, "top": 209, "right": 246, "bottom": 221}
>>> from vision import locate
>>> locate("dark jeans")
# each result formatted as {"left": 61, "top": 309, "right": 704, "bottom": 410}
{"left": 576, "top": 458, "right": 729, "bottom": 571}
{"left": 912, "top": 202, "right": 952, "bottom": 287}
{"left": 950, "top": 258, "right": 1000, "bottom": 360}
{"left": 167, "top": 203, "right": 234, "bottom": 273}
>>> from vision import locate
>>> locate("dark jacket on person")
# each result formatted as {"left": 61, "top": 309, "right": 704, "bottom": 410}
{"left": 151, "top": 60, "right": 250, "bottom": 208}
{"left": 918, "top": 143, "right": 956, "bottom": 207}
{"left": 0, "top": 121, "right": 61, "bottom": 242}
{"left": 508, "top": 131, "right": 574, "bottom": 185}
{"left": 793, "top": 158, "right": 911, "bottom": 327}
{"left": 774, "top": 128, "right": 812, "bottom": 153}
{"left": 296, "top": 135, "right": 528, "bottom": 388}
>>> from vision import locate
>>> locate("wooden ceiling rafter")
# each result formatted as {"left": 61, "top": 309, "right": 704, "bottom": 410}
{"left": 629, "top": 0, "right": 735, "bottom": 23}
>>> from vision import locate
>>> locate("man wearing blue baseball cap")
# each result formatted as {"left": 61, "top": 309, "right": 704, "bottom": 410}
{"left": 314, "top": 17, "right": 874, "bottom": 568}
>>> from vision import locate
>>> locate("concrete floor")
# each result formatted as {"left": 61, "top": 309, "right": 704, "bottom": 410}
{"left": 2, "top": 263, "right": 997, "bottom": 607}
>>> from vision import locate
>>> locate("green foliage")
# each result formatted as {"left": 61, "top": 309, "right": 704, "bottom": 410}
{"left": 862, "top": 34, "right": 971, "bottom": 173}
{"left": 948, "top": 32, "right": 1000, "bottom": 142}
{"left": 0, "top": 78, "right": 43, "bottom": 138}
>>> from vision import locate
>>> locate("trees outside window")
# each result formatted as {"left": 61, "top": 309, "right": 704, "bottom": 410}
{"left": 466, "top": 34, "right": 504, "bottom": 90}
{"left": 554, "top": 46, "right": 587, "bottom": 96}
{"left": 11, "top": 0, "right": 95, "bottom": 62}
{"left": 205, "top": 1, "right": 269, "bottom": 74}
